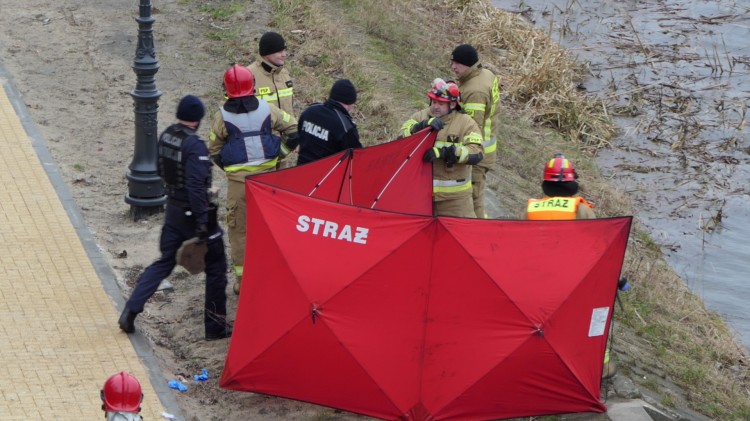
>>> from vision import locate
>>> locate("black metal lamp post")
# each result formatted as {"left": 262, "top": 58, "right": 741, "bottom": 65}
{"left": 125, "top": 0, "right": 165, "bottom": 220}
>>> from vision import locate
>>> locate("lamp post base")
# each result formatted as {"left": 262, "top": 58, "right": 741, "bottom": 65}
{"left": 125, "top": 194, "right": 165, "bottom": 221}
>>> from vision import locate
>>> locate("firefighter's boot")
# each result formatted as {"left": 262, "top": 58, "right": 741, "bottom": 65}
{"left": 602, "top": 348, "right": 617, "bottom": 379}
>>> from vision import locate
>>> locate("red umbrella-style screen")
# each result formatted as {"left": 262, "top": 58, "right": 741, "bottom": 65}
{"left": 250, "top": 129, "right": 437, "bottom": 214}
{"left": 220, "top": 168, "right": 632, "bottom": 420}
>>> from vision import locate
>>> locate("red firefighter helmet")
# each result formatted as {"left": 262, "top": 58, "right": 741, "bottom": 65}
{"left": 543, "top": 153, "right": 578, "bottom": 182}
{"left": 223, "top": 64, "right": 255, "bottom": 98}
{"left": 101, "top": 372, "right": 143, "bottom": 413}
{"left": 427, "top": 78, "right": 460, "bottom": 103}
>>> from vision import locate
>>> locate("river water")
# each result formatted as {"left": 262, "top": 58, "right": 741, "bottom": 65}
{"left": 491, "top": 0, "right": 750, "bottom": 349}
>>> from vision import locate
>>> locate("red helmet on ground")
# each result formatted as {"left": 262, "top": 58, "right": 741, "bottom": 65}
{"left": 101, "top": 372, "right": 143, "bottom": 413}
{"left": 427, "top": 78, "right": 460, "bottom": 103}
{"left": 543, "top": 153, "right": 578, "bottom": 182}
{"left": 223, "top": 64, "right": 255, "bottom": 98}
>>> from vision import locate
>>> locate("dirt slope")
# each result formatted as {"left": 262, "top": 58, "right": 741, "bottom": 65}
{"left": 0, "top": 1, "right": 366, "bottom": 420}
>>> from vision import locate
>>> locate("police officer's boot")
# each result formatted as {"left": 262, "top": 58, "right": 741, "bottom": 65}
{"left": 118, "top": 307, "right": 138, "bottom": 334}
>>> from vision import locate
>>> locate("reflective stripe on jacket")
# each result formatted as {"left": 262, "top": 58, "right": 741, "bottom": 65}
{"left": 248, "top": 59, "right": 294, "bottom": 116}
{"left": 219, "top": 101, "right": 280, "bottom": 172}
{"left": 458, "top": 64, "right": 500, "bottom": 167}
{"left": 526, "top": 196, "right": 595, "bottom": 220}
{"left": 209, "top": 98, "right": 298, "bottom": 175}
{"left": 402, "top": 109, "right": 483, "bottom": 201}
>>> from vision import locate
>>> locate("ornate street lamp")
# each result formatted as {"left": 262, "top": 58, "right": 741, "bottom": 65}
{"left": 124, "top": 0, "right": 165, "bottom": 220}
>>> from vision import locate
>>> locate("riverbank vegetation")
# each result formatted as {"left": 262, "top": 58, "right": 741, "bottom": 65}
{"left": 200, "top": 0, "right": 750, "bottom": 418}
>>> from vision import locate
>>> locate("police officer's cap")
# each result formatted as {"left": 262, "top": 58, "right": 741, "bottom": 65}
{"left": 176, "top": 95, "right": 205, "bottom": 122}
{"left": 329, "top": 79, "right": 357, "bottom": 105}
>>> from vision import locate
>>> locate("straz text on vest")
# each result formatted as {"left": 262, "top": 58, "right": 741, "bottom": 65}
{"left": 530, "top": 197, "right": 574, "bottom": 210}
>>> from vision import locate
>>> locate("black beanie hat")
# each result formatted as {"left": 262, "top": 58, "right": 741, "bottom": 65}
{"left": 176, "top": 95, "right": 205, "bottom": 122}
{"left": 259, "top": 31, "right": 287, "bottom": 56}
{"left": 329, "top": 79, "right": 357, "bottom": 105}
{"left": 450, "top": 44, "right": 479, "bottom": 67}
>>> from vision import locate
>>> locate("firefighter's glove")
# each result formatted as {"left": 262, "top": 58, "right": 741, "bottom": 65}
{"left": 428, "top": 117, "right": 444, "bottom": 131}
{"left": 410, "top": 120, "right": 429, "bottom": 134}
{"left": 284, "top": 132, "right": 300, "bottom": 151}
{"left": 196, "top": 223, "right": 210, "bottom": 243}
{"left": 422, "top": 147, "right": 441, "bottom": 163}
{"left": 443, "top": 145, "right": 458, "bottom": 167}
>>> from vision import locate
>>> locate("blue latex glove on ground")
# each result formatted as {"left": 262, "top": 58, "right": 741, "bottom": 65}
{"left": 194, "top": 369, "right": 209, "bottom": 382}
{"left": 168, "top": 379, "right": 188, "bottom": 392}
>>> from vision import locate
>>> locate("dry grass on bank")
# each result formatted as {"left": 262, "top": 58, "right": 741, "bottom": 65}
{"left": 451, "top": 0, "right": 615, "bottom": 150}
{"left": 191, "top": 0, "right": 750, "bottom": 418}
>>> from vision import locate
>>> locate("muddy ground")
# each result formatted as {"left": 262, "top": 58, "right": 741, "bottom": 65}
{"left": 0, "top": 1, "right": 360, "bottom": 420}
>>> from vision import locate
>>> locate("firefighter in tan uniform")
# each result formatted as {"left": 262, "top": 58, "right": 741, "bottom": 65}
{"left": 451, "top": 44, "right": 500, "bottom": 219}
{"left": 248, "top": 31, "right": 294, "bottom": 121}
{"left": 525, "top": 154, "right": 594, "bottom": 221}
{"left": 209, "top": 64, "right": 299, "bottom": 295}
{"left": 401, "top": 79, "right": 484, "bottom": 217}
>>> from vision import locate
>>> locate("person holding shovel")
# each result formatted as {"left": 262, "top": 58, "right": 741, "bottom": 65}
{"left": 118, "top": 95, "right": 231, "bottom": 341}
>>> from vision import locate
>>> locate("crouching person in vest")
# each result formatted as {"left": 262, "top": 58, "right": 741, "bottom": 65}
{"left": 401, "top": 78, "right": 484, "bottom": 218}
{"left": 525, "top": 154, "right": 617, "bottom": 378}
{"left": 525, "top": 153, "right": 594, "bottom": 220}
{"left": 209, "top": 64, "right": 299, "bottom": 295}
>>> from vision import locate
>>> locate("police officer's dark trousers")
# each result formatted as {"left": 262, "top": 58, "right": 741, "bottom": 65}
{"left": 125, "top": 203, "right": 228, "bottom": 335}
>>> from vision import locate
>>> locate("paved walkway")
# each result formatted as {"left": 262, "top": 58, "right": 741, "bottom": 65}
{"left": 0, "top": 72, "right": 180, "bottom": 419}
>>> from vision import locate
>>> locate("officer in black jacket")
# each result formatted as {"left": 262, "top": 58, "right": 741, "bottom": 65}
{"left": 118, "top": 95, "right": 232, "bottom": 341}
{"left": 297, "top": 79, "right": 362, "bottom": 165}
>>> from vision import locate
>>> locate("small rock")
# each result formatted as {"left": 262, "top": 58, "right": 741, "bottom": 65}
{"left": 613, "top": 375, "right": 641, "bottom": 399}
{"left": 302, "top": 55, "right": 322, "bottom": 67}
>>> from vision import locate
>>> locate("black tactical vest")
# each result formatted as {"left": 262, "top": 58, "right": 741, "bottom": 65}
{"left": 157, "top": 124, "right": 193, "bottom": 191}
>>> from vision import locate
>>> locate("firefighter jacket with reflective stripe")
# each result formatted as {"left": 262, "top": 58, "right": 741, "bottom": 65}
{"left": 157, "top": 123, "right": 213, "bottom": 226}
{"left": 209, "top": 98, "right": 297, "bottom": 180}
{"left": 403, "top": 109, "right": 484, "bottom": 202}
{"left": 457, "top": 64, "right": 500, "bottom": 169}
{"left": 248, "top": 59, "right": 294, "bottom": 116}
{"left": 525, "top": 196, "right": 595, "bottom": 220}
{"left": 297, "top": 99, "right": 362, "bottom": 165}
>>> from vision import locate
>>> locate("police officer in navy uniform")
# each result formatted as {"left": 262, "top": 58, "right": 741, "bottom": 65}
{"left": 119, "top": 95, "right": 232, "bottom": 341}
{"left": 296, "top": 79, "right": 362, "bottom": 165}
